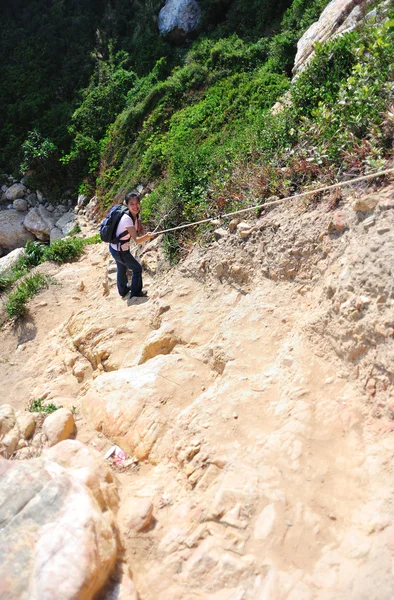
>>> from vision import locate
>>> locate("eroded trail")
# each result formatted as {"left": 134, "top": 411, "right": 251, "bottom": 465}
{"left": 1, "top": 225, "right": 393, "bottom": 599}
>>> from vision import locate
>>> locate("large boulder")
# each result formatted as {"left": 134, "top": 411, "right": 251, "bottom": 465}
{"left": 5, "top": 183, "right": 26, "bottom": 202}
{"left": 82, "top": 353, "right": 208, "bottom": 461}
{"left": 0, "top": 248, "right": 25, "bottom": 274}
{"left": 0, "top": 210, "right": 35, "bottom": 250}
{"left": 293, "top": 0, "right": 371, "bottom": 74}
{"left": 23, "top": 207, "right": 50, "bottom": 241}
{"left": 0, "top": 440, "right": 119, "bottom": 599}
{"left": 42, "top": 408, "right": 75, "bottom": 447}
{"left": 23, "top": 205, "right": 59, "bottom": 241}
{"left": 158, "top": 0, "right": 201, "bottom": 43}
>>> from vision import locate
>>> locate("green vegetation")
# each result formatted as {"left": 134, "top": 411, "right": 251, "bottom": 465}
{"left": 0, "top": 235, "right": 101, "bottom": 322}
{"left": 97, "top": 10, "right": 394, "bottom": 262}
{"left": 0, "top": 236, "right": 98, "bottom": 294}
{"left": 1, "top": 0, "right": 393, "bottom": 262}
{"left": 5, "top": 273, "right": 51, "bottom": 319}
{"left": 28, "top": 397, "right": 62, "bottom": 414}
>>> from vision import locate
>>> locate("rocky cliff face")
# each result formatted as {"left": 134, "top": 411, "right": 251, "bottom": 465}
{"left": 293, "top": 0, "right": 379, "bottom": 74}
{"left": 0, "top": 174, "right": 393, "bottom": 599}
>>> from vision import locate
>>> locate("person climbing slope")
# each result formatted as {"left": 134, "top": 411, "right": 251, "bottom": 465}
{"left": 109, "top": 191, "right": 155, "bottom": 299}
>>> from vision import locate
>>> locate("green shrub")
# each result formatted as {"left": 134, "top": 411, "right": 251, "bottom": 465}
{"left": 42, "top": 238, "right": 86, "bottom": 262}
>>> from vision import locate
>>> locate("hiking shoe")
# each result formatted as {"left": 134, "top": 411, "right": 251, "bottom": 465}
{"left": 130, "top": 290, "right": 148, "bottom": 299}
{"left": 120, "top": 285, "right": 131, "bottom": 298}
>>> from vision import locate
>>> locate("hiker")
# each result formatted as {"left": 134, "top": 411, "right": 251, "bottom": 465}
{"left": 109, "top": 192, "right": 155, "bottom": 299}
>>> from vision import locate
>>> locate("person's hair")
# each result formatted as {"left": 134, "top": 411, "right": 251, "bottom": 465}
{"left": 125, "top": 191, "right": 140, "bottom": 204}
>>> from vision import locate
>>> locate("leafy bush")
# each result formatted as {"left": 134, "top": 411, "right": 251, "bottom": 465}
{"left": 0, "top": 235, "right": 99, "bottom": 297}
{"left": 42, "top": 238, "right": 86, "bottom": 263}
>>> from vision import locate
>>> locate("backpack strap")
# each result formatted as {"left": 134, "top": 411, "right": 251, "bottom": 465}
{"left": 114, "top": 208, "right": 132, "bottom": 250}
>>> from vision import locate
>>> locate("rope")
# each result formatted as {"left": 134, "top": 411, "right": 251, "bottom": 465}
{"left": 152, "top": 167, "right": 394, "bottom": 236}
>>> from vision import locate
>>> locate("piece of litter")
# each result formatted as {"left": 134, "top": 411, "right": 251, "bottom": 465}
{"left": 104, "top": 445, "right": 127, "bottom": 463}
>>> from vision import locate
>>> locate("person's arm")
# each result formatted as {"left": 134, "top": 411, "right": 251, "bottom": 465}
{"left": 125, "top": 225, "right": 155, "bottom": 244}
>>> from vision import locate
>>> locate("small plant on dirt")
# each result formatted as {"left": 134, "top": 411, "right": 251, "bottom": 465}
{"left": 27, "top": 397, "right": 62, "bottom": 414}
{"left": 5, "top": 273, "right": 51, "bottom": 319}
{"left": 84, "top": 233, "right": 101, "bottom": 245}
{"left": 67, "top": 223, "right": 82, "bottom": 236}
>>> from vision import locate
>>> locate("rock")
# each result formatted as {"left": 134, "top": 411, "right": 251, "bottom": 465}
{"left": 42, "top": 408, "right": 75, "bottom": 447}
{"left": 0, "top": 247, "right": 26, "bottom": 274}
{"left": 0, "top": 405, "right": 20, "bottom": 457}
{"left": 293, "top": 0, "right": 370, "bottom": 74}
{"left": 362, "top": 215, "right": 375, "bottom": 230}
{"left": 228, "top": 218, "right": 240, "bottom": 233}
{"left": 56, "top": 211, "right": 76, "bottom": 234}
{"left": 36, "top": 189, "right": 44, "bottom": 202}
{"left": 378, "top": 198, "right": 394, "bottom": 210}
{"left": 0, "top": 444, "right": 118, "bottom": 599}
{"left": 5, "top": 183, "right": 26, "bottom": 201}
{"left": 138, "top": 325, "right": 180, "bottom": 364}
{"left": 38, "top": 204, "right": 57, "bottom": 229}
{"left": 377, "top": 227, "right": 390, "bottom": 235}
{"left": 158, "top": 0, "right": 201, "bottom": 43}
{"left": 13, "top": 198, "right": 28, "bottom": 212}
{"left": 23, "top": 207, "right": 51, "bottom": 240}
{"left": 214, "top": 228, "right": 229, "bottom": 240}
{"left": 85, "top": 196, "right": 100, "bottom": 221}
{"left": 366, "top": 378, "right": 376, "bottom": 396}
{"left": 352, "top": 194, "right": 380, "bottom": 212}
{"left": 118, "top": 497, "right": 154, "bottom": 532}
{"left": 254, "top": 504, "right": 276, "bottom": 540}
{"left": 77, "top": 194, "right": 88, "bottom": 206}
{"left": 44, "top": 440, "right": 119, "bottom": 511}
{"left": 0, "top": 210, "right": 35, "bottom": 250}
{"left": 328, "top": 211, "right": 348, "bottom": 233}
{"left": 237, "top": 222, "right": 253, "bottom": 239}
{"left": 0, "top": 404, "right": 17, "bottom": 436}
{"left": 0, "top": 427, "right": 20, "bottom": 458}
{"left": 50, "top": 226, "right": 65, "bottom": 242}
{"left": 25, "top": 192, "right": 38, "bottom": 207}
{"left": 17, "top": 438, "right": 28, "bottom": 450}
{"left": 16, "top": 412, "right": 36, "bottom": 439}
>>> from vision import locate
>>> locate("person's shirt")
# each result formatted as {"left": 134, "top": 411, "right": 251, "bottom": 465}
{"left": 110, "top": 213, "right": 141, "bottom": 251}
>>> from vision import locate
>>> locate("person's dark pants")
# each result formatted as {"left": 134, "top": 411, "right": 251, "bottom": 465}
{"left": 109, "top": 246, "right": 143, "bottom": 297}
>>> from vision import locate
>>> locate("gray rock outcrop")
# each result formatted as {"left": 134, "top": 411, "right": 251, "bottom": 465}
{"left": 5, "top": 183, "right": 26, "bottom": 202}
{"left": 23, "top": 206, "right": 53, "bottom": 241}
{"left": 0, "top": 210, "right": 35, "bottom": 250}
{"left": 158, "top": 0, "right": 201, "bottom": 43}
{"left": 293, "top": 0, "right": 373, "bottom": 74}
